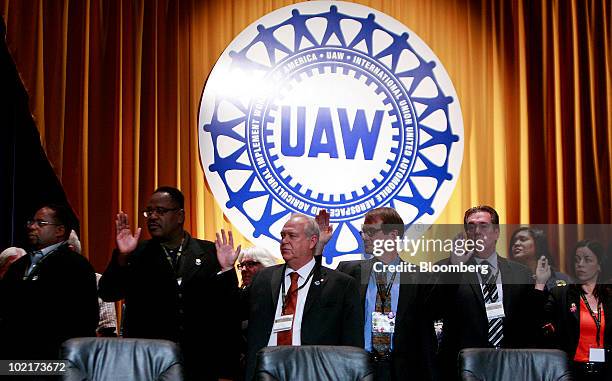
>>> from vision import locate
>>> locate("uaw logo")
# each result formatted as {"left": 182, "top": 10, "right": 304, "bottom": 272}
{"left": 199, "top": 1, "right": 463, "bottom": 265}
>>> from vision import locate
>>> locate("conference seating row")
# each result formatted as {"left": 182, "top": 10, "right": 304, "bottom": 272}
{"left": 60, "top": 337, "right": 573, "bottom": 381}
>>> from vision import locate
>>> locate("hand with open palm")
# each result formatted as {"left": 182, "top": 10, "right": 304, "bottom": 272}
{"left": 216, "top": 229, "right": 241, "bottom": 272}
{"left": 115, "top": 212, "right": 141, "bottom": 264}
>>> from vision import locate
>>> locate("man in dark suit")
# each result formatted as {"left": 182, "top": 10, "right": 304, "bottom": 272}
{"left": 336, "top": 207, "right": 437, "bottom": 381}
{"left": 99, "top": 186, "right": 240, "bottom": 381}
{"left": 433, "top": 205, "right": 537, "bottom": 380}
{"left": 0, "top": 204, "right": 99, "bottom": 360}
{"left": 245, "top": 213, "right": 363, "bottom": 381}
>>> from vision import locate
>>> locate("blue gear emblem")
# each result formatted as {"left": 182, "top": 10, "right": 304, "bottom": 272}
{"left": 199, "top": 1, "right": 464, "bottom": 265}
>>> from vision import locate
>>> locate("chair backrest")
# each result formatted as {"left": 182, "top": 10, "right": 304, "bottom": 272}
{"left": 255, "top": 345, "right": 374, "bottom": 381}
{"left": 458, "top": 348, "right": 573, "bottom": 381}
{"left": 60, "top": 337, "right": 184, "bottom": 381}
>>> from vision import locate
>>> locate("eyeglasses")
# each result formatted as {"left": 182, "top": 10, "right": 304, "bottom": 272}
{"left": 237, "top": 261, "right": 261, "bottom": 270}
{"left": 26, "top": 219, "right": 62, "bottom": 228}
{"left": 142, "top": 207, "right": 181, "bottom": 218}
{"left": 360, "top": 226, "right": 383, "bottom": 238}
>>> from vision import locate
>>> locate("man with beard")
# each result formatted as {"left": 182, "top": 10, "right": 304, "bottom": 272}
{"left": 335, "top": 207, "right": 438, "bottom": 381}
{"left": 99, "top": 186, "right": 240, "bottom": 381}
{"left": 1, "top": 204, "right": 98, "bottom": 360}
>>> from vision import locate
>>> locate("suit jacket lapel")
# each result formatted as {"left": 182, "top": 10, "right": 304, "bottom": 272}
{"left": 498, "top": 258, "right": 513, "bottom": 315}
{"left": 177, "top": 234, "right": 207, "bottom": 285}
{"left": 567, "top": 286, "right": 581, "bottom": 321}
{"left": 270, "top": 265, "right": 284, "bottom": 310}
{"left": 566, "top": 286, "right": 581, "bottom": 348}
{"left": 466, "top": 258, "right": 485, "bottom": 307}
{"left": 602, "top": 292, "right": 611, "bottom": 345}
{"left": 360, "top": 260, "right": 374, "bottom": 306}
{"left": 303, "top": 264, "right": 326, "bottom": 316}
{"left": 11, "top": 255, "right": 31, "bottom": 280}
{"left": 396, "top": 270, "right": 417, "bottom": 324}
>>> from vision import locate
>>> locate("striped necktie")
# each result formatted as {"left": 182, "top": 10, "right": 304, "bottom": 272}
{"left": 481, "top": 261, "right": 503, "bottom": 348}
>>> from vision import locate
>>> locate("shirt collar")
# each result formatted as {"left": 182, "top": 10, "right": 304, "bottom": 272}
{"left": 35, "top": 241, "right": 65, "bottom": 258}
{"left": 285, "top": 257, "right": 316, "bottom": 279}
{"left": 474, "top": 252, "right": 498, "bottom": 271}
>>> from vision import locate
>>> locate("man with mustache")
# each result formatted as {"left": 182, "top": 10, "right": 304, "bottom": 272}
{"left": 99, "top": 186, "right": 240, "bottom": 381}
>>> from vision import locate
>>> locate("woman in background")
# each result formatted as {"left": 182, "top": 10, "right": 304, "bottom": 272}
{"left": 509, "top": 226, "right": 571, "bottom": 289}
{"left": 536, "top": 240, "right": 611, "bottom": 380}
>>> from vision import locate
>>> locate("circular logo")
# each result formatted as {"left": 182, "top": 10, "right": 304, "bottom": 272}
{"left": 199, "top": 1, "right": 463, "bottom": 265}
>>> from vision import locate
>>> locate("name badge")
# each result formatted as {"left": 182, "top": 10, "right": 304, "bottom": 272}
{"left": 372, "top": 312, "right": 395, "bottom": 333}
{"left": 272, "top": 315, "right": 294, "bottom": 333}
{"left": 589, "top": 348, "right": 606, "bottom": 362}
{"left": 485, "top": 301, "right": 505, "bottom": 320}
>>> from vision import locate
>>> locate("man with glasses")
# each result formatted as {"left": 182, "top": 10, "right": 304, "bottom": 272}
{"left": 99, "top": 186, "right": 241, "bottom": 381}
{"left": 334, "top": 207, "right": 437, "bottom": 381}
{"left": 0, "top": 204, "right": 99, "bottom": 360}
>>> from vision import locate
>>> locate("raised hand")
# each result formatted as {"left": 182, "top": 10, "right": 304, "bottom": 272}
{"left": 116, "top": 211, "right": 141, "bottom": 256}
{"left": 534, "top": 256, "right": 552, "bottom": 290}
{"left": 314, "top": 209, "right": 333, "bottom": 257}
{"left": 215, "top": 229, "right": 241, "bottom": 271}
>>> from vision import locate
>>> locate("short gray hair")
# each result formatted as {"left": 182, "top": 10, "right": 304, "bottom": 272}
{"left": 290, "top": 213, "right": 320, "bottom": 238}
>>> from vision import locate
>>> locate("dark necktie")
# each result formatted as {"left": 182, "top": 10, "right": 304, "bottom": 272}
{"left": 167, "top": 248, "right": 179, "bottom": 269}
{"left": 26, "top": 250, "right": 43, "bottom": 277}
{"left": 481, "top": 261, "right": 503, "bottom": 347}
{"left": 277, "top": 272, "right": 299, "bottom": 345}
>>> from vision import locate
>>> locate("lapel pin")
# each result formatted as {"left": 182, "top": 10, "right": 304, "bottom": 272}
{"left": 314, "top": 278, "right": 325, "bottom": 286}
{"left": 32, "top": 276, "right": 39, "bottom": 281}
{"left": 195, "top": 258, "right": 201, "bottom": 266}
{"left": 570, "top": 303, "right": 577, "bottom": 313}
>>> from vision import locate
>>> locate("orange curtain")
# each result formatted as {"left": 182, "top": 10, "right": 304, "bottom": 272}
{"left": 1, "top": 0, "right": 610, "bottom": 272}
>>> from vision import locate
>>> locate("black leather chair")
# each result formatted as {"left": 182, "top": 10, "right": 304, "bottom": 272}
{"left": 458, "top": 348, "right": 573, "bottom": 381}
{"left": 60, "top": 337, "right": 184, "bottom": 381}
{"left": 255, "top": 345, "right": 374, "bottom": 381}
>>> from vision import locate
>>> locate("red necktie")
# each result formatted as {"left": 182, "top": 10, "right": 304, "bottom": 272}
{"left": 277, "top": 272, "right": 299, "bottom": 345}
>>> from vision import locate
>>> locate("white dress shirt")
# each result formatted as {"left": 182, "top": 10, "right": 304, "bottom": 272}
{"left": 267, "top": 257, "right": 316, "bottom": 346}
{"left": 474, "top": 252, "right": 504, "bottom": 303}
